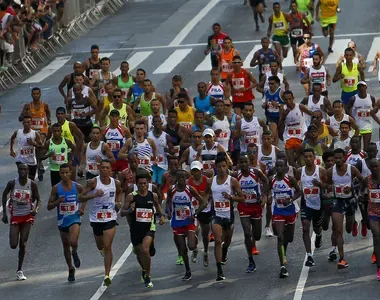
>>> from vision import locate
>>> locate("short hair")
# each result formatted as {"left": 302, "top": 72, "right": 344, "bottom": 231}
{"left": 120, "top": 61, "right": 129, "bottom": 66}
{"left": 52, "top": 123, "right": 62, "bottom": 129}
{"left": 192, "top": 130, "right": 202, "bottom": 136}
{"left": 261, "top": 37, "right": 270, "bottom": 43}
{"left": 283, "top": 90, "right": 294, "bottom": 97}
{"left": 262, "top": 130, "right": 272, "bottom": 136}
{"left": 143, "top": 79, "right": 152, "bottom": 85}
{"left": 59, "top": 163, "right": 71, "bottom": 170}
{"left": 232, "top": 55, "right": 242, "bottom": 61}
{"left": 178, "top": 92, "right": 188, "bottom": 100}
{"left": 168, "top": 109, "right": 178, "bottom": 116}
{"left": 31, "top": 87, "right": 40, "bottom": 93}
{"left": 135, "top": 120, "right": 145, "bottom": 126}
{"left": 172, "top": 75, "right": 182, "bottom": 82}
{"left": 113, "top": 88, "right": 122, "bottom": 95}
{"left": 210, "top": 67, "right": 220, "bottom": 75}
{"left": 333, "top": 148, "right": 346, "bottom": 156}
{"left": 223, "top": 36, "right": 232, "bottom": 42}
{"left": 100, "top": 159, "right": 112, "bottom": 167}
{"left": 100, "top": 57, "right": 110, "bottom": 63}
{"left": 195, "top": 110, "right": 205, "bottom": 116}
{"left": 344, "top": 47, "right": 355, "bottom": 54}
{"left": 90, "top": 45, "right": 99, "bottom": 50}
{"left": 212, "top": 23, "right": 221, "bottom": 27}
{"left": 340, "top": 120, "right": 351, "bottom": 128}
{"left": 215, "top": 152, "right": 227, "bottom": 165}
{"left": 243, "top": 102, "right": 254, "bottom": 109}
{"left": 273, "top": 2, "right": 280, "bottom": 6}
{"left": 312, "top": 52, "right": 322, "bottom": 58}
{"left": 333, "top": 99, "right": 343, "bottom": 107}
{"left": 136, "top": 68, "right": 146, "bottom": 75}
{"left": 303, "top": 148, "right": 315, "bottom": 156}
{"left": 312, "top": 82, "right": 322, "bottom": 89}
{"left": 23, "top": 115, "right": 32, "bottom": 121}
{"left": 350, "top": 136, "right": 361, "bottom": 143}
{"left": 91, "top": 126, "right": 101, "bottom": 133}
{"left": 268, "top": 75, "right": 280, "bottom": 84}
{"left": 197, "top": 81, "right": 206, "bottom": 88}
{"left": 322, "top": 150, "right": 334, "bottom": 162}
{"left": 136, "top": 168, "right": 152, "bottom": 182}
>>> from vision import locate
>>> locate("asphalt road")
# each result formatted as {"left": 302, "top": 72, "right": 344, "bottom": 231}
{"left": 0, "top": 0, "right": 380, "bottom": 299}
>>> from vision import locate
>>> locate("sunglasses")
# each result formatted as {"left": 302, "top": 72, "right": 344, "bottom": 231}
{"left": 113, "top": 95, "right": 121, "bottom": 98}
{"left": 303, "top": 37, "right": 310, "bottom": 40}
{"left": 232, "top": 61, "right": 242, "bottom": 64}
{"left": 247, "top": 150, "right": 257, "bottom": 154}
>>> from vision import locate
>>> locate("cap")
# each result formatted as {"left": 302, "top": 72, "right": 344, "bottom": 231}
{"left": 190, "top": 161, "right": 203, "bottom": 170}
{"left": 357, "top": 81, "right": 367, "bottom": 86}
{"left": 109, "top": 109, "right": 120, "bottom": 116}
{"left": 56, "top": 107, "right": 66, "bottom": 114}
{"left": 202, "top": 128, "right": 215, "bottom": 137}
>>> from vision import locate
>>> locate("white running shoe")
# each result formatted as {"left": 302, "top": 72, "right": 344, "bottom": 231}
{"left": 265, "top": 226, "right": 274, "bottom": 237}
{"left": 16, "top": 270, "right": 27, "bottom": 281}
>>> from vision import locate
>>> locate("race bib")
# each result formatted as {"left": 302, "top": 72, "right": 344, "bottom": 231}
{"left": 20, "top": 146, "right": 34, "bottom": 157}
{"left": 335, "top": 185, "right": 351, "bottom": 197}
{"left": 157, "top": 155, "right": 164, "bottom": 164}
{"left": 31, "top": 117, "right": 44, "bottom": 129}
{"left": 73, "top": 109, "right": 86, "bottom": 119}
{"left": 107, "top": 140, "right": 120, "bottom": 151}
{"left": 232, "top": 78, "right": 244, "bottom": 90}
{"left": 274, "top": 21, "right": 285, "bottom": 29}
{"left": 180, "top": 122, "right": 192, "bottom": 130}
{"left": 303, "top": 58, "right": 313, "bottom": 68}
{"left": 369, "top": 189, "right": 380, "bottom": 203}
{"left": 262, "top": 64, "right": 270, "bottom": 73}
{"left": 89, "top": 69, "right": 100, "bottom": 79}
{"left": 303, "top": 187, "right": 319, "bottom": 198}
{"left": 244, "top": 192, "right": 257, "bottom": 203}
{"left": 216, "top": 130, "right": 229, "bottom": 140}
{"left": 244, "top": 131, "right": 258, "bottom": 145}
{"left": 87, "top": 162, "right": 98, "bottom": 172}
{"left": 315, "top": 156, "right": 322, "bottom": 166}
{"left": 13, "top": 189, "right": 31, "bottom": 204}
{"left": 287, "top": 128, "right": 302, "bottom": 136}
{"left": 344, "top": 77, "right": 356, "bottom": 87}
{"left": 99, "top": 87, "right": 107, "bottom": 97}
{"left": 139, "top": 158, "right": 150, "bottom": 167}
{"left": 192, "top": 197, "right": 199, "bottom": 210}
{"left": 175, "top": 205, "right": 191, "bottom": 221}
{"left": 275, "top": 197, "right": 291, "bottom": 207}
{"left": 291, "top": 28, "right": 303, "bottom": 38}
{"left": 203, "top": 160, "right": 215, "bottom": 170}
{"left": 136, "top": 208, "right": 153, "bottom": 222}
{"left": 222, "top": 61, "right": 232, "bottom": 73}
{"left": 173, "top": 145, "right": 180, "bottom": 157}
{"left": 357, "top": 109, "right": 370, "bottom": 119}
{"left": 59, "top": 202, "right": 77, "bottom": 215}
{"left": 96, "top": 209, "right": 112, "bottom": 221}
{"left": 52, "top": 153, "right": 65, "bottom": 164}
{"left": 214, "top": 199, "right": 230, "bottom": 212}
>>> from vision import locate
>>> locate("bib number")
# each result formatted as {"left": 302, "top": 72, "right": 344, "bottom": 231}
{"left": 107, "top": 140, "right": 120, "bottom": 151}
{"left": 335, "top": 185, "right": 351, "bottom": 197}
{"left": 13, "top": 189, "right": 31, "bottom": 204}
{"left": 96, "top": 209, "right": 112, "bottom": 221}
{"left": 89, "top": 69, "right": 100, "bottom": 79}
{"left": 357, "top": 109, "right": 370, "bottom": 119}
{"left": 203, "top": 160, "right": 215, "bottom": 170}
{"left": 60, "top": 202, "right": 77, "bottom": 215}
{"left": 215, "top": 199, "right": 230, "bottom": 212}
{"left": 52, "top": 154, "right": 65, "bottom": 164}
{"left": 344, "top": 78, "right": 356, "bottom": 87}
{"left": 369, "top": 189, "right": 380, "bottom": 203}
{"left": 136, "top": 208, "right": 153, "bottom": 222}
{"left": 291, "top": 28, "right": 303, "bottom": 38}
{"left": 303, "top": 187, "right": 319, "bottom": 198}
{"left": 175, "top": 205, "right": 191, "bottom": 221}
{"left": 180, "top": 122, "right": 192, "bottom": 130}
{"left": 31, "top": 118, "right": 44, "bottom": 129}
{"left": 20, "top": 146, "right": 34, "bottom": 157}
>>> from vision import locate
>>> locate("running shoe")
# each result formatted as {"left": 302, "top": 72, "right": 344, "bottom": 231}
{"left": 328, "top": 47, "right": 334, "bottom": 53}
{"left": 144, "top": 276, "right": 153, "bottom": 288}
{"left": 305, "top": 256, "right": 316, "bottom": 267}
{"left": 352, "top": 221, "right": 358, "bottom": 237}
{"left": 182, "top": 271, "right": 192, "bottom": 281}
{"left": 245, "top": 261, "right": 256, "bottom": 273}
{"left": 279, "top": 266, "right": 289, "bottom": 278}
{"left": 203, "top": 253, "right": 209, "bottom": 267}
{"left": 252, "top": 246, "right": 260, "bottom": 255}
{"left": 361, "top": 221, "right": 368, "bottom": 237}
{"left": 315, "top": 233, "right": 322, "bottom": 249}
{"left": 100, "top": 248, "right": 105, "bottom": 257}
{"left": 372, "top": 253, "right": 377, "bottom": 264}
{"left": 265, "top": 227, "right": 274, "bottom": 237}
{"left": 221, "top": 251, "right": 228, "bottom": 265}
{"left": 176, "top": 256, "right": 184, "bottom": 265}
{"left": 72, "top": 251, "right": 81, "bottom": 268}
{"left": 68, "top": 268, "right": 75, "bottom": 283}
{"left": 103, "top": 275, "right": 112, "bottom": 286}
{"left": 377, "top": 268, "right": 380, "bottom": 281}
{"left": 209, "top": 233, "right": 215, "bottom": 242}
{"left": 328, "top": 249, "right": 338, "bottom": 262}
{"left": 216, "top": 270, "right": 225, "bottom": 281}
{"left": 16, "top": 270, "right": 27, "bottom": 281}
{"left": 191, "top": 249, "right": 198, "bottom": 263}
{"left": 337, "top": 259, "right": 349, "bottom": 269}
{"left": 149, "top": 240, "right": 156, "bottom": 257}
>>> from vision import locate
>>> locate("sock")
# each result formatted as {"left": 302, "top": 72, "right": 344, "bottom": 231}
{"left": 222, "top": 245, "right": 228, "bottom": 258}
{"left": 339, "top": 256, "right": 344, "bottom": 262}
{"left": 307, "top": 253, "right": 312, "bottom": 257}
{"left": 217, "top": 262, "right": 223, "bottom": 272}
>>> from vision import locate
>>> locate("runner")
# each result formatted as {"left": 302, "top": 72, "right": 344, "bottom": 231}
{"left": 333, "top": 47, "right": 365, "bottom": 111}
{"left": 278, "top": 90, "right": 313, "bottom": 167}
{"left": 336, "top": 41, "right": 366, "bottom": 70}
{"left": 297, "top": 124, "right": 327, "bottom": 167}
{"left": 47, "top": 163, "right": 84, "bottom": 282}
{"left": 167, "top": 169, "right": 206, "bottom": 281}
{"left": 165, "top": 75, "right": 190, "bottom": 110}
{"left": 194, "top": 82, "right": 216, "bottom": 114}
{"left": 371, "top": 50, "right": 380, "bottom": 84}
{"left": 258, "top": 130, "right": 280, "bottom": 172}
{"left": 187, "top": 161, "right": 212, "bottom": 267}
{"left": 126, "top": 69, "right": 151, "bottom": 106}
{"left": 249, "top": 0, "right": 265, "bottom": 32}
{"left": 10, "top": 116, "right": 43, "bottom": 180}
{"left": 315, "top": 0, "right": 339, "bottom": 53}
{"left": 325, "top": 99, "right": 359, "bottom": 136}
{"left": 144, "top": 99, "right": 166, "bottom": 132}
{"left": 179, "top": 130, "right": 203, "bottom": 170}
{"left": 300, "top": 83, "right": 332, "bottom": 127}
{"left": 163, "top": 110, "right": 187, "bottom": 158}
{"left": 66, "top": 73, "right": 98, "bottom": 107}
{"left": 121, "top": 170, "right": 165, "bottom": 288}
{"left": 19, "top": 87, "right": 51, "bottom": 181}
{"left": 40, "top": 123, "right": 76, "bottom": 187}
{"left": 295, "top": 0, "right": 314, "bottom": 25}
{"left": 211, "top": 154, "right": 244, "bottom": 281}
{"left": 218, "top": 36, "right": 240, "bottom": 81}
{"left": 80, "top": 126, "right": 115, "bottom": 180}
{"left": 257, "top": 60, "right": 289, "bottom": 93}
{"left": 301, "top": 52, "right": 331, "bottom": 97}
{"left": 207, "top": 68, "right": 229, "bottom": 100}
{"left": 175, "top": 93, "right": 196, "bottom": 130}
{"left": 226, "top": 55, "right": 257, "bottom": 115}
{"left": 237, "top": 153, "right": 269, "bottom": 272}
{"left": 250, "top": 36, "right": 281, "bottom": 80}
{"left": 295, "top": 33, "right": 324, "bottom": 95}
{"left": 204, "top": 23, "right": 228, "bottom": 69}
{"left": 311, "top": 110, "right": 337, "bottom": 146}
{"left": 207, "top": 100, "right": 232, "bottom": 151}
{"left": 347, "top": 81, "right": 379, "bottom": 151}
{"left": 112, "top": 61, "right": 136, "bottom": 102}
{"left": 79, "top": 159, "right": 122, "bottom": 287}
{"left": 133, "top": 79, "right": 166, "bottom": 117}
{"left": 101, "top": 109, "right": 132, "bottom": 177}
{"left": 82, "top": 45, "right": 101, "bottom": 80}
{"left": 295, "top": 148, "right": 327, "bottom": 267}
{"left": 327, "top": 148, "right": 362, "bottom": 269}
{"left": 267, "top": 2, "right": 291, "bottom": 61}
{"left": 360, "top": 158, "right": 380, "bottom": 279}
{"left": 330, "top": 121, "right": 352, "bottom": 151}
{"left": 262, "top": 75, "right": 285, "bottom": 146}
{"left": 271, "top": 159, "right": 301, "bottom": 278}
{"left": 2, "top": 164, "right": 40, "bottom": 281}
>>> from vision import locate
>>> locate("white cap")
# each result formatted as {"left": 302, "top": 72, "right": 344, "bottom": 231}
{"left": 357, "top": 81, "right": 367, "bottom": 86}
{"left": 190, "top": 161, "right": 203, "bottom": 170}
{"left": 202, "top": 128, "right": 215, "bottom": 137}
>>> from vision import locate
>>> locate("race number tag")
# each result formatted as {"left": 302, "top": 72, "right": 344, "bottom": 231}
{"left": 121, "top": 88, "right": 129, "bottom": 99}
{"left": 73, "top": 109, "right": 86, "bottom": 119}
{"left": 216, "top": 130, "right": 229, "bottom": 140}
{"left": 52, "top": 154, "right": 65, "bottom": 164}
{"left": 192, "top": 197, "right": 200, "bottom": 210}
{"left": 99, "top": 87, "right": 107, "bottom": 97}
{"left": 31, "top": 118, "right": 44, "bottom": 129}
{"left": 173, "top": 145, "right": 180, "bottom": 157}
{"left": 203, "top": 160, "right": 215, "bottom": 170}
{"left": 96, "top": 209, "right": 112, "bottom": 220}
{"left": 334, "top": 185, "right": 351, "bottom": 197}
{"left": 59, "top": 202, "right": 77, "bottom": 215}
{"left": 344, "top": 77, "right": 356, "bottom": 87}
{"left": 222, "top": 61, "right": 232, "bottom": 73}
{"left": 244, "top": 131, "right": 258, "bottom": 145}
{"left": 303, "top": 58, "right": 313, "bottom": 68}
{"left": 315, "top": 156, "right": 322, "bottom": 166}
{"left": 89, "top": 69, "right": 100, "bottom": 79}
{"left": 87, "top": 162, "right": 98, "bottom": 172}
{"left": 357, "top": 109, "right": 370, "bottom": 119}
{"left": 262, "top": 64, "right": 270, "bottom": 73}
{"left": 291, "top": 28, "right": 303, "bottom": 38}
{"left": 303, "top": 187, "right": 319, "bottom": 199}
{"left": 214, "top": 199, "right": 230, "bottom": 212}
{"left": 180, "top": 122, "right": 192, "bottom": 130}
{"left": 136, "top": 208, "right": 153, "bottom": 222}
{"left": 175, "top": 205, "right": 191, "bottom": 221}
{"left": 138, "top": 158, "right": 150, "bottom": 167}
{"left": 107, "top": 140, "right": 120, "bottom": 151}
{"left": 20, "top": 146, "right": 34, "bottom": 157}
{"left": 13, "top": 189, "right": 31, "bottom": 204}
{"left": 244, "top": 192, "right": 257, "bottom": 203}
{"left": 287, "top": 128, "right": 302, "bottom": 136}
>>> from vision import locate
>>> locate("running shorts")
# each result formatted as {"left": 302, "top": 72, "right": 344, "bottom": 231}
{"left": 91, "top": 220, "right": 118, "bottom": 236}
{"left": 332, "top": 198, "right": 356, "bottom": 216}
{"left": 237, "top": 203, "right": 263, "bottom": 219}
{"left": 172, "top": 224, "right": 196, "bottom": 236}
{"left": 272, "top": 213, "right": 297, "bottom": 225}
{"left": 272, "top": 35, "right": 290, "bottom": 47}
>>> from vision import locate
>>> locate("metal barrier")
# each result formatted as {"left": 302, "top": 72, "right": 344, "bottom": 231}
{"left": 0, "top": 0, "right": 127, "bottom": 90}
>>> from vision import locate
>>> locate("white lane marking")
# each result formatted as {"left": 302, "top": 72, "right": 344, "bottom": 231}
{"left": 282, "top": 48, "right": 295, "bottom": 67}
{"left": 169, "top": 0, "right": 221, "bottom": 46}
{"left": 23, "top": 56, "right": 72, "bottom": 83}
{"left": 89, "top": 243, "right": 133, "bottom": 300}
{"left": 324, "top": 39, "right": 351, "bottom": 65}
{"left": 153, "top": 49, "right": 192, "bottom": 74}
{"left": 73, "top": 33, "right": 380, "bottom": 53}
{"left": 113, "top": 51, "right": 153, "bottom": 76}
{"left": 366, "top": 37, "right": 380, "bottom": 62}
{"left": 243, "top": 45, "right": 262, "bottom": 69}
{"left": 293, "top": 233, "right": 316, "bottom": 300}
{"left": 195, "top": 55, "right": 212, "bottom": 72}
{"left": 98, "top": 52, "right": 114, "bottom": 59}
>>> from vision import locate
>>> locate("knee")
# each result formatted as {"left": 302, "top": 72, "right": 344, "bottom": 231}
{"left": 188, "top": 244, "right": 196, "bottom": 251}
{"left": 70, "top": 240, "right": 78, "bottom": 249}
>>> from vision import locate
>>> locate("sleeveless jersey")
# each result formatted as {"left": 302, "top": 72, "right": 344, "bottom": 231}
{"left": 273, "top": 12, "right": 288, "bottom": 36}
{"left": 104, "top": 125, "right": 124, "bottom": 159}
{"left": 188, "top": 175, "right": 209, "bottom": 211}
{"left": 29, "top": 101, "right": 47, "bottom": 133}
{"left": 352, "top": 93, "right": 372, "bottom": 131}
{"left": 195, "top": 95, "right": 213, "bottom": 114}
{"left": 367, "top": 175, "right": 380, "bottom": 217}
{"left": 130, "top": 191, "right": 156, "bottom": 230}
{"left": 212, "top": 175, "right": 233, "bottom": 219}
{"left": 207, "top": 82, "right": 224, "bottom": 100}
{"left": 272, "top": 175, "right": 297, "bottom": 216}
{"left": 305, "top": 95, "right": 324, "bottom": 127}
{"left": 300, "top": 166, "right": 321, "bottom": 210}
{"left": 16, "top": 129, "right": 37, "bottom": 165}
{"left": 170, "top": 186, "right": 194, "bottom": 228}
{"left": 237, "top": 170, "right": 260, "bottom": 204}
{"left": 283, "top": 103, "right": 307, "bottom": 141}
{"left": 148, "top": 131, "right": 169, "bottom": 170}
{"left": 231, "top": 68, "right": 254, "bottom": 102}
{"left": 57, "top": 182, "right": 80, "bottom": 228}
{"left": 240, "top": 117, "right": 262, "bottom": 152}
{"left": 258, "top": 145, "right": 276, "bottom": 172}
{"left": 258, "top": 48, "right": 276, "bottom": 74}
{"left": 220, "top": 49, "right": 234, "bottom": 79}
{"left": 341, "top": 62, "right": 359, "bottom": 93}
{"left": 332, "top": 164, "right": 353, "bottom": 199}
{"left": 201, "top": 142, "right": 218, "bottom": 171}
{"left": 309, "top": 65, "right": 328, "bottom": 92}
{"left": 48, "top": 138, "right": 68, "bottom": 171}
{"left": 86, "top": 141, "right": 107, "bottom": 175}
{"left": 10, "top": 178, "right": 33, "bottom": 217}
{"left": 212, "top": 115, "right": 231, "bottom": 150}
{"left": 265, "top": 87, "right": 284, "bottom": 119}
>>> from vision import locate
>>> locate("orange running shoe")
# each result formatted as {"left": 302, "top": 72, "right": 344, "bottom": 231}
{"left": 372, "top": 253, "right": 377, "bottom": 264}
{"left": 252, "top": 246, "right": 260, "bottom": 255}
{"left": 209, "top": 233, "right": 215, "bottom": 242}
{"left": 337, "top": 259, "right": 349, "bottom": 269}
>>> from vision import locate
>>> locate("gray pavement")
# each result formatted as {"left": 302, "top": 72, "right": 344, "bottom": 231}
{"left": 0, "top": 0, "right": 380, "bottom": 299}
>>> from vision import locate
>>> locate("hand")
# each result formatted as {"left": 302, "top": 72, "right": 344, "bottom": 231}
{"left": 343, "top": 186, "right": 351, "bottom": 194}
{"left": 129, "top": 202, "right": 135, "bottom": 213}
{"left": 27, "top": 138, "right": 35, "bottom": 146}
{"left": 31, "top": 209, "right": 38, "bottom": 216}
{"left": 283, "top": 108, "right": 291, "bottom": 117}
{"left": 312, "top": 179, "right": 320, "bottom": 187}
{"left": 49, "top": 151, "right": 55, "bottom": 157}
{"left": 58, "top": 196, "right": 65, "bottom": 204}
{"left": 204, "top": 49, "right": 210, "bottom": 55}
{"left": 173, "top": 86, "right": 181, "bottom": 95}
{"left": 2, "top": 214, "right": 8, "bottom": 224}
{"left": 78, "top": 207, "right": 85, "bottom": 216}
{"left": 159, "top": 215, "right": 165, "bottom": 225}
{"left": 10, "top": 150, "right": 16, "bottom": 158}
{"left": 339, "top": 74, "right": 345, "bottom": 80}
{"left": 95, "top": 189, "right": 104, "bottom": 197}
{"left": 222, "top": 192, "right": 231, "bottom": 200}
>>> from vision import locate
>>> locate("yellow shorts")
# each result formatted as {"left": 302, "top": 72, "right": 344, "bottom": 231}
{"left": 360, "top": 129, "right": 372, "bottom": 135}
{"left": 321, "top": 15, "right": 338, "bottom": 28}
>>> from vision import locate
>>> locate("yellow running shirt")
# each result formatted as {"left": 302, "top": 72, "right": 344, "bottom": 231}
{"left": 341, "top": 62, "right": 359, "bottom": 93}
{"left": 273, "top": 12, "right": 288, "bottom": 36}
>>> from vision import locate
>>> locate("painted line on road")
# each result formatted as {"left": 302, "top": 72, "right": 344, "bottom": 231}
{"left": 366, "top": 37, "right": 380, "bottom": 62}
{"left": 23, "top": 56, "right": 72, "bottom": 83}
{"left": 153, "top": 49, "right": 192, "bottom": 74}
{"left": 90, "top": 243, "right": 133, "bottom": 300}
{"left": 169, "top": 0, "right": 221, "bottom": 46}
{"left": 293, "top": 233, "right": 316, "bottom": 300}
{"left": 195, "top": 54, "right": 212, "bottom": 72}
{"left": 113, "top": 51, "right": 153, "bottom": 76}
{"left": 243, "top": 45, "right": 261, "bottom": 69}
{"left": 62, "top": 32, "right": 380, "bottom": 53}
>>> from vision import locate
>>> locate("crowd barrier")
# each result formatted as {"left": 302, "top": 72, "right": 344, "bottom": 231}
{"left": 0, "top": 0, "right": 127, "bottom": 90}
